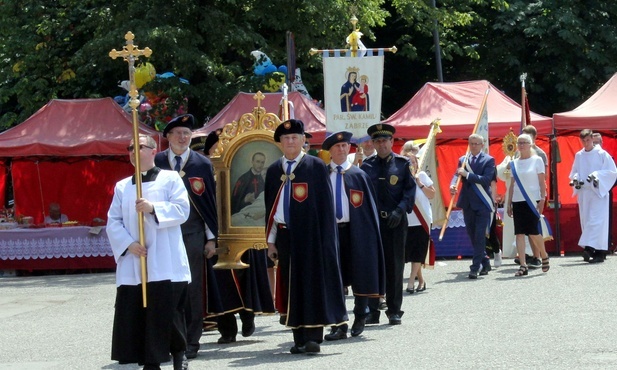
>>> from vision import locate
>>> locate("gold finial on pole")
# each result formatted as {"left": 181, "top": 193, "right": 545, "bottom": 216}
{"left": 348, "top": 15, "right": 360, "bottom": 57}
{"left": 109, "top": 31, "right": 152, "bottom": 308}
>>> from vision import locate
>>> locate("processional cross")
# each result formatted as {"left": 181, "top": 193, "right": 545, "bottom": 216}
{"left": 109, "top": 32, "right": 152, "bottom": 307}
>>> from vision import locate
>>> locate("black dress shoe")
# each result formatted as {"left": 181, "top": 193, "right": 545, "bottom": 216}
{"left": 406, "top": 286, "right": 415, "bottom": 294}
{"left": 184, "top": 349, "right": 197, "bottom": 359}
{"left": 388, "top": 314, "right": 402, "bottom": 325}
{"left": 241, "top": 320, "right": 255, "bottom": 337}
{"left": 303, "top": 341, "right": 321, "bottom": 354}
{"left": 290, "top": 345, "right": 305, "bottom": 354}
{"left": 365, "top": 311, "right": 380, "bottom": 325}
{"left": 324, "top": 326, "right": 348, "bottom": 341}
{"left": 416, "top": 282, "right": 426, "bottom": 292}
{"left": 350, "top": 317, "right": 366, "bottom": 337}
{"left": 479, "top": 265, "right": 491, "bottom": 276}
{"left": 217, "top": 335, "right": 236, "bottom": 344}
{"left": 468, "top": 270, "right": 478, "bottom": 279}
{"left": 279, "top": 315, "right": 287, "bottom": 325}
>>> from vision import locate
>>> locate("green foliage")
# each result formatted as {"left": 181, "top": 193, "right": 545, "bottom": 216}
{"left": 1, "top": 0, "right": 617, "bottom": 132}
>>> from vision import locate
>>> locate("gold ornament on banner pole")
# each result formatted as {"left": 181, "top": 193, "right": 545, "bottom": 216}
{"left": 109, "top": 31, "right": 153, "bottom": 308}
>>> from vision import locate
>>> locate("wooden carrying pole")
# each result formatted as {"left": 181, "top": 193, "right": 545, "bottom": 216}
{"left": 439, "top": 88, "right": 490, "bottom": 241}
{"left": 109, "top": 32, "right": 152, "bottom": 307}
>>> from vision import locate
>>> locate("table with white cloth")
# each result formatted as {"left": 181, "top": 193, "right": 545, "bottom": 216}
{"left": 431, "top": 209, "right": 477, "bottom": 258}
{"left": 0, "top": 226, "right": 115, "bottom": 270}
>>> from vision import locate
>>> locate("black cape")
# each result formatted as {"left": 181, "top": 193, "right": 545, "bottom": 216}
{"left": 264, "top": 154, "right": 348, "bottom": 328}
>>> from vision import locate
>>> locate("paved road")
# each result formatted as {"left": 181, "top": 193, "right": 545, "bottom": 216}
{"left": 1, "top": 255, "right": 616, "bottom": 369}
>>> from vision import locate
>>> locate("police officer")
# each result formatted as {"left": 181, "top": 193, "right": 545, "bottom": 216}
{"left": 361, "top": 124, "right": 416, "bottom": 325}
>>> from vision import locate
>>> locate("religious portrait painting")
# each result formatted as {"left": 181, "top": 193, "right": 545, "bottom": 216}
{"left": 230, "top": 140, "right": 282, "bottom": 227}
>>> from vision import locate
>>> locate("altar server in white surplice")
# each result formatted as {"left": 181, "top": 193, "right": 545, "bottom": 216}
{"left": 107, "top": 134, "right": 192, "bottom": 370}
{"left": 569, "top": 129, "right": 617, "bottom": 263}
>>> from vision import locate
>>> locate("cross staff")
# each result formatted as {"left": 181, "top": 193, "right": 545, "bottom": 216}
{"left": 109, "top": 31, "right": 152, "bottom": 308}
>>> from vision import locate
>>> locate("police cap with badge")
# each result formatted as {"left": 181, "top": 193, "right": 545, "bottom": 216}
{"left": 367, "top": 123, "right": 396, "bottom": 139}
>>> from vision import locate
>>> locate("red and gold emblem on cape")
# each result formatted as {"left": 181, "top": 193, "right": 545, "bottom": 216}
{"left": 349, "top": 189, "right": 364, "bottom": 208}
{"left": 292, "top": 183, "right": 308, "bottom": 202}
{"left": 189, "top": 177, "right": 205, "bottom": 196}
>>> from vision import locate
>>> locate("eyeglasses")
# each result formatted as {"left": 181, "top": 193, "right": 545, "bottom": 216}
{"left": 469, "top": 142, "right": 483, "bottom": 146}
{"left": 516, "top": 141, "right": 531, "bottom": 145}
{"left": 127, "top": 144, "right": 154, "bottom": 152}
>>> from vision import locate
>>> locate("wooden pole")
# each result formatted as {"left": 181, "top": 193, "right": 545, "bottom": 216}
{"left": 439, "top": 88, "right": 490, "bottom": 241}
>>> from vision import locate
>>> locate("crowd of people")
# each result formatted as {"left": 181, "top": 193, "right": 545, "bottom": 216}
{"left": 106, "top": 118, "right": 617, "bottom": 369}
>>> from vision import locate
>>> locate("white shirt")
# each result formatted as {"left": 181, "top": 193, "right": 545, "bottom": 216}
{"left": 511, "top": 156, "right": 545, "bottom": 202}
{"left": 329, "top": 161, "right": 351, "bottom": 223}
{"left": 407, "top": 171, "right": 433, "bottom": 226}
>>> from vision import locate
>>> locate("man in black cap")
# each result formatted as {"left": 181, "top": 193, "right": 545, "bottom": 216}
{"left": 361, "top": 123, "right": 415, "bottom": 325}
{"left": 154, "top": 114, "right": 221, "bottom": 359}
{"left": 264, "top": 119, "right": 348, "bottom": 354}
{"left": 321, "top": 131, "right": 385, "bottom": 341}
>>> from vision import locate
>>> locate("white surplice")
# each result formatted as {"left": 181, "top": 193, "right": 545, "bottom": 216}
{"left": 569, "top": 146, "right": 617, "bottom": 251}
{"left": 107, "top": 169, "right": 191, "bottom": 286}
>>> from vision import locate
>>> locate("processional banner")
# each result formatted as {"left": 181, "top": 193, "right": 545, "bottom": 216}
{"left": 323, "top": 53, "right": 384, "bottom": 142}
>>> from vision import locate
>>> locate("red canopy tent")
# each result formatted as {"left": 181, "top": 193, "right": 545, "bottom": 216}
{"left": 193, "top": 91, "right": 327, "bottom": 142}
{"left": 552, "top": 73, "right": 617, "bottom": 253}
{"left": 381, "top": 80, "right": 552, "bottom": 210}
{"left": 0, "top": 98, "right": 164, "bottom": 224}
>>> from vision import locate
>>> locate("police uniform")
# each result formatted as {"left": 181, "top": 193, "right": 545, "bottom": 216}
{"left": 360, "top": 124, "right": 416, "bottom": 325}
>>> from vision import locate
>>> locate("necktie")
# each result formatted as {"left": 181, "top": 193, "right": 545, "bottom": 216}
{"left": 284, "top": 160, "right": 295, "bottom": 225}
{"left": 174, "top": 156, "right": 182, "bottom": 172}
{"left": 471, "top": 156, "right": 477, "bottom": 166}
{"left": 335, "top": 165, "right": 343, "bottom": 220}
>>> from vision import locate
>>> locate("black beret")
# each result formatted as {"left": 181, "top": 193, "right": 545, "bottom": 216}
{"left": 367, "top": 123, "right": 396, "bottom": 139}
{"left": 163, "top": 114, "right": 195, "bottom": 137}
{"left": 203, "top": 129, "right": 221, "bottom": 154}
{"left": 322, "top": 131, "right": 353, "bottom": 151}
{"left": 274, "top": 119, "right": 305, "bottom": 142}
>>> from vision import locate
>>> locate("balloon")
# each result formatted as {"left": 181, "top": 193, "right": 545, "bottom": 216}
{"left": 135, "top": 62, "right": 156, "bottom": 88}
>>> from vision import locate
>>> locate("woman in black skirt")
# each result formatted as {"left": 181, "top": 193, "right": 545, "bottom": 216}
{"left": 401, "top": 142, "right": 436, "bottom": 293}
{"left": 507, "top": 134, "right": 549, "bottom": 276}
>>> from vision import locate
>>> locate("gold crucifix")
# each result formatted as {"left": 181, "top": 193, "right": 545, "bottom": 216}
{"left": 109, "top": 31, "right": 152, "bottom": 307}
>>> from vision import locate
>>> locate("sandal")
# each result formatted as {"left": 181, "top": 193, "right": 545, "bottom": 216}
{"left": 542, "top": 258, "right": 550, "bottom": 272}
{"left": 515, "top": 265, "right": 528, "bottom": 277}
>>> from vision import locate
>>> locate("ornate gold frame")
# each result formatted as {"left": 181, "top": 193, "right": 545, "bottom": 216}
{"left": 209, "top": 92, "right": 283, "bottom": 269}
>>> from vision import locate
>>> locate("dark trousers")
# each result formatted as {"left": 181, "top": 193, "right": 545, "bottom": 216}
{"left": 292, "top": 327, "right": 324, "bottom": 346}
{"left": 338, "top": 224, "right": 369, "bottom": 319}
{"left": 218, "top": 310, "right": 255, "bottom": 337}
{"left": 368, "top": 216, "right": 407, "bottom": 317}
{"left": 182, "top": 230, "right": 206, "bottom": 352}
{"left": 462, "top": 207, "right": 491, "bottom": 272}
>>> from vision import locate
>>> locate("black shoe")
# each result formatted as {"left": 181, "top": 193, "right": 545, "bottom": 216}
{"left": 324, "top": 326, "right": 348, "bottom": 341}
{"left": 365, "top": 311, "right": 380, "bottom": 325}
{"left": 351, "top": 317, "right": 366, "bottom": 337}
{"left": 479, "top": 265, "right": 491, "bottom": 276}
{"left": 388, "top": 314, "right": 402, "bottom": 325}
{"left": 303, "top": 341, "right": 321, "bottom": 354}
{"left": 184, "top": 350, "right": 197, "bottom": 359}
{"left": 217, "top": 335, "right": 236, "bottom": 344}
{"left": 143, "top": 364, "right": 162, "bottom": 370}
{"left": 416, "top": 282, "right": 426, "bottom": 292}
{"left": 241, "top": 320, "right": 255, "bottom": 337}
{"left": 582, "top": 247, "right": 591, "bottom": 262}
{"left": 468, "top": 270, "right": 478, "bottom": 279}
{"left": 514, "top": 254, "right": 533, "bottom": 265}
{"left": 290, "top": 345, "right": 305, "bottom": 354}
{"left": 279, "top": 315, "right": 286, "bottom": 325}
{"left": 172, "top": 352, "right": 188, "bottom": 370}
{"left": 528, "top": 257, "right": 542, "bottom": 269}
{"left": 406, "top": 286, "right": 415, "bottom": 294}
{"left": 589, "top": 251, "right": 606, "bottom": 263}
